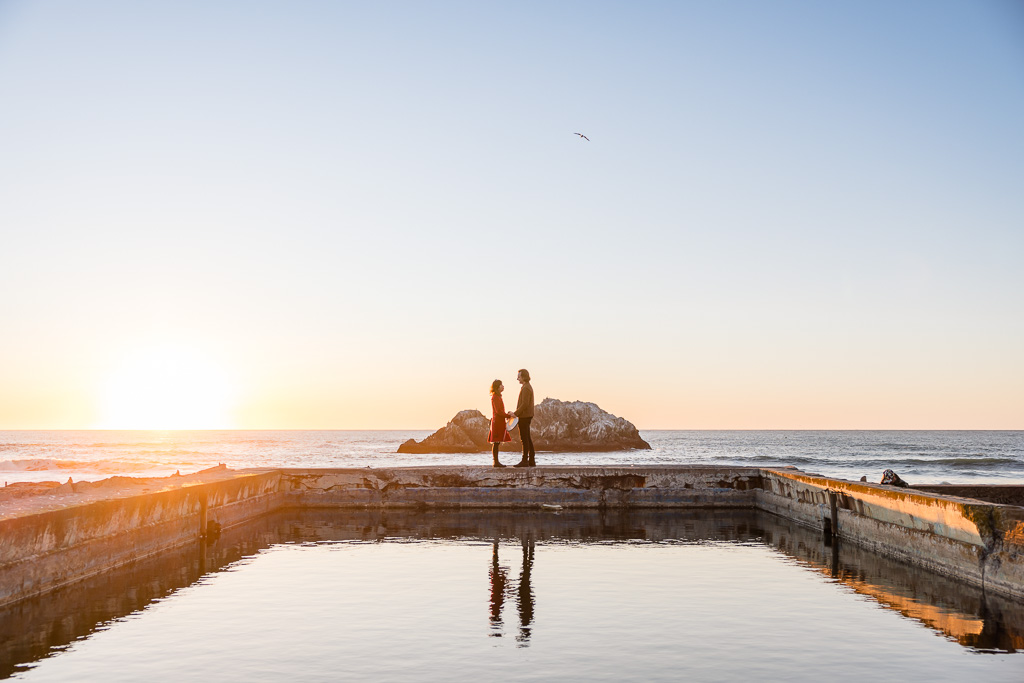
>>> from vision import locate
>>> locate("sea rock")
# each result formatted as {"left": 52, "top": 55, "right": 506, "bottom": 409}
{"left": 397, "top": 398, "right": 651, "bottom": 454}
{"left": 881, "top": 469, "right": 910, "bottom": 488}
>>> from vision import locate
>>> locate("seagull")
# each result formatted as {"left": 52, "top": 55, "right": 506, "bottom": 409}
{"left": 574, "top": 132, "right": 590, "bottom": 141}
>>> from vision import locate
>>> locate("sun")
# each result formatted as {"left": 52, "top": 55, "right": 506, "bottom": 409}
{"left": 98, "top": 345, "right": 236, "bottom": 429}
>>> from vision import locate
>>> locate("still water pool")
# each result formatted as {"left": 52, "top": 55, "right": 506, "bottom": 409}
{"left": 3, "top": 510, "right": 1023, "bottom": 682}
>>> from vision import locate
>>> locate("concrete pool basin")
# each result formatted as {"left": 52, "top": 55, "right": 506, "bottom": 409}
{"left": 1, "top": 466, "right": 1023, "bottom": 607}
{"left": 4, "top": 507, "right": 1024, "bottom": 679}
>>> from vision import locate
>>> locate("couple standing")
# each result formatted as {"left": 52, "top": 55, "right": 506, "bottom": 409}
{"left": 488, "top": 369, "right": 535, "bottom": 468}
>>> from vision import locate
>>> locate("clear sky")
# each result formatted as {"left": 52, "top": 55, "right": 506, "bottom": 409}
{"left": 1, "top": 1, "right": 1022, "bottom": 429}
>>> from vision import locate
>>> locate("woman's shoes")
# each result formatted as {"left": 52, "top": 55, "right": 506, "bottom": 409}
{"left": 493, "top": 460, "right": 506, "bottom": 468}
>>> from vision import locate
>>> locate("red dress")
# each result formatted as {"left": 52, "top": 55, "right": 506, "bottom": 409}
{"left": 488, "top": 393, "right": 512, "bottom": 443}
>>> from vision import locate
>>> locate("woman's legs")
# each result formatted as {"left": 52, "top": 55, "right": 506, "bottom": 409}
{"left": 492, "top": 442, "right": 505, "bottom": 467}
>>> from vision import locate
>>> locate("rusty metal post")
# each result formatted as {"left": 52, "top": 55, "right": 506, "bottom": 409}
{"left": 199, "top": 491, "right": 208, "bottom": 539}
{"left": 827, "top": 490, "right": 839, "bottom": 539}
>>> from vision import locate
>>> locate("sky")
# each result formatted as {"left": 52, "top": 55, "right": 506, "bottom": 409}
{"left": 0, "top": 0, "right": 1022, "bottom": 430}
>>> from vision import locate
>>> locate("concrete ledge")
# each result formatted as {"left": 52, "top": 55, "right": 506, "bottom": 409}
{"left": 759, "top": 469, "right": 1024, "bottom": 599}
{"left": 760, "top": 470, "right": 984, "bottom": 587}
{"left": 1, "top": 465, "right": 1023, "bottom": 606}
{"left": 280, "top": 466, "right": 762, "bottom": 509}
{"left": 913, "top": 485, "right": 1024, "bottom": 507}
{"left": 0, "top": 471, "right": 280, "bottom": 608}
{"left": 6, "top": 508, "right": 1023, "bottom": 675}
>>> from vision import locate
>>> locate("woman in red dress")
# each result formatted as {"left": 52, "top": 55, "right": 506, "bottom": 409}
{"left": 488, "top": 379, "right": 513, "bottom": 467}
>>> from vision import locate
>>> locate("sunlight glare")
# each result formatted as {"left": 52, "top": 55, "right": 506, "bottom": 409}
{"left": 98, "top": 346, "right": 236, "bottom": 429}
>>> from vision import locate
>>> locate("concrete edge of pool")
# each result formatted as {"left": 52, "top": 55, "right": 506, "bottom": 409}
{"left": 1, "top": 465, "right": 1023, "bottom": 607}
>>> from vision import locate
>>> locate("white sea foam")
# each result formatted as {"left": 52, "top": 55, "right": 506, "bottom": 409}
{"left": 0, "top": 457, "right": 163, "bottom": 475}
{"left": 0, "top": 430, "right": 1022, "bottom": 485}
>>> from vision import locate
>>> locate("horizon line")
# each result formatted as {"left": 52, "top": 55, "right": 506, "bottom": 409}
{"left": 1, "top": 427, "right": 1022, "bottom": 432}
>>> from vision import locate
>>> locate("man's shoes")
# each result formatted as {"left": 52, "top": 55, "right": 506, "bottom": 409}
{"left": 513, "top": 459, "right": 530, "bottom": 468}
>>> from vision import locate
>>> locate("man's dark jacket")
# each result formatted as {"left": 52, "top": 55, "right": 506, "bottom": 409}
{"left": 515, "top": 382, "right": 534, "bottom": 418}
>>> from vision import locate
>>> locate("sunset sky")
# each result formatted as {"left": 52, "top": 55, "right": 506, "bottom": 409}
{"left": 1, "top": 1, "right": 1021, "bottom": 430}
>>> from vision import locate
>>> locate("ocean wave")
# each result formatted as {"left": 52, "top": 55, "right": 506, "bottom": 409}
{"left": 731, "top": 455, "right": 819, "bottom": 464}
{"left": 82, "top": 442, "right": 217, "bottom": 449}
{"left": 127, "top": 449, "right": 205, "bottom": 457}
{"left": 846, "top": 457, "right": 1021, "bottom": 468}
{"left": 2, "top": 431, "right": 1022, "bottom": 484}
{"left": 941, "top": 457, "right": 1020, "bottom": 468}
{"left": 0, "top": 458, "right": 161, "bottom": 473}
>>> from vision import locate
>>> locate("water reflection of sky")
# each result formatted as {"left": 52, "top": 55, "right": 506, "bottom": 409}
{"left": 5, "top": 511, "right": 1024, "bottom": 682}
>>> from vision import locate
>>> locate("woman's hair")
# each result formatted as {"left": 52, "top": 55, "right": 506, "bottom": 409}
{"left": 490, "top": 379, "right": 502, "bottom": 395}
{"left": 518, "top": 368, "right": 530, "bottom": 381}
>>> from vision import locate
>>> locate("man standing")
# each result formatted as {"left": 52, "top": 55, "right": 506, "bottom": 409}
{"left": 513, "top": 368, "right": 535, "bottom": 467}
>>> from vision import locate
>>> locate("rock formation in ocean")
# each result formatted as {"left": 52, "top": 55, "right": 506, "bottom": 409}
{"left": 397, "top": 398, "right": 652, "bottom": 453}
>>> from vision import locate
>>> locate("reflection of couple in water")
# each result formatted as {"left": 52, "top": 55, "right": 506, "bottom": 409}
{"left": 488, "top": 535, "right": 535, "bottom": 646}
{"left": 488, "top": 368, "right": 535, "bottom": 468}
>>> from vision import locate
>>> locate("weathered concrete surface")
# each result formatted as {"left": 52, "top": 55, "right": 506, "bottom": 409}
{"left": 280, "top": 466, "right": 762, "bottom": 509}
{"left": 5, "top": 508, "right": 1023, "bottom": 677}
{"left": 0, "top": 470, "right": 281, "bottom": 608}
{"left": 0, "top": 509, "right": 290, "bottom": 679}
{"left": 759, "top": 468, "right": 1024, "bottom": 599}
{"left": 912, "top": 485, "right": 1024, "bottom": 507}
{"left": 2, "top": 465, "right": 1024, "bottom": 607}
{"left": 762, "top": 514, "right": 1024, "bottom": 652}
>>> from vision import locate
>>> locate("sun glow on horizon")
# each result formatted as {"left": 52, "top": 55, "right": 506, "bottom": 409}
{"left": 97, "top": 346, "right": 236, "bottom": 429}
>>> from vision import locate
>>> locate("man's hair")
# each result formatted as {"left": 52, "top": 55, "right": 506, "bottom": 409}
{"left": 518, "top": 369, "right": 530, "bottom": 381}
{"left": 490, "top": 379, "right": 502, "bottom": 395}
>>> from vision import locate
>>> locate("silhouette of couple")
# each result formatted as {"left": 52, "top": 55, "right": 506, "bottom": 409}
{"left": 488, "top": 369, "right": 535, "bottom": 468}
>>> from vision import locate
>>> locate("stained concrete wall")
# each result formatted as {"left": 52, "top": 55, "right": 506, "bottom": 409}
{"left": 758, "top": 469, "right": 1024, "bottom": 599}
{"left": 912, "top": 485, "right": 1024, "bottom": 507}
{"left": 8, "top": 508, "right": 1022, "bottom": 676}
{"left": 2, "top": 465, "right": 1023, "bottom": 607}
{"left": 279, "top": 466, "right": 763, "bottom": 509}
{"left": 0, "top": 471, "right": 281, "bottom": 608}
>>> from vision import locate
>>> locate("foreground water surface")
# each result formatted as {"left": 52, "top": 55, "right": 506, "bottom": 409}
{"left": 3, "top": 510, "right": 1022, "bottom": 681}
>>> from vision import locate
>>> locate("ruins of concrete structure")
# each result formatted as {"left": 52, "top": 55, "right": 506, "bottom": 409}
{"left": 1, "top": 466, "right": 1022, "bottom": 608}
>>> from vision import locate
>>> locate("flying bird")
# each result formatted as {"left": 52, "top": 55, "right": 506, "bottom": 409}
{"left": 574, "top": 132, "right": 590, "bottom": 141}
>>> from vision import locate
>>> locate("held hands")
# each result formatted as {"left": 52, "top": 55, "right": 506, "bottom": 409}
{"left": 506, "top": 412, "right": 514, "bottom": 418}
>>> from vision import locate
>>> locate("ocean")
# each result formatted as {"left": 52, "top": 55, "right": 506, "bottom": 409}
{"left": 2, "top": 430, "right": 1023, "bottom": 486}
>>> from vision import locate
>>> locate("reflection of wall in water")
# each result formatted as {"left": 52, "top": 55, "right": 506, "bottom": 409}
{"left": 763, "top": 516, "right": 1024, "bottom": 653}
{"left": 2, "top": 508, "right": 1022, "bottom": 676}
{"left": 0, "top": 514, "right": 284, "bottom": 679}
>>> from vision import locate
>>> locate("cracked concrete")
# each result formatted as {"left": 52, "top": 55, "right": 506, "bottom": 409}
{"left": 1, "top": 465, "right": 1023, "bottom": 607}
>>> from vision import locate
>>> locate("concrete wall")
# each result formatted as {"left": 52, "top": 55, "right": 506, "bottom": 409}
{"left": 7, "top": 507, "right": 1021, "bottom": 675}
{"left": 758, "top": 469, "right": 1024, "bottom": 599}
{"left": 912, "top": 485, "right": 1024, "bottom": 507}
{"left": 2, "top": 465, "right": 1023, "bottom": 607}
{"left": 0, "top": 471, "right": 281, "bottom": 608}
{"left": 280, "top": 466, "right": 763, "bottom": 509}
{"left": 0, "top": 508, "right": 293, "bottom": 679}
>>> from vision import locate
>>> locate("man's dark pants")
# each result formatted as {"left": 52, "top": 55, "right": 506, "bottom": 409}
{"left": 519, "top": 417, "right": 535, "bottom": 465}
